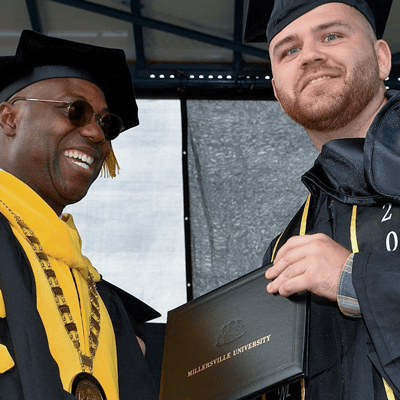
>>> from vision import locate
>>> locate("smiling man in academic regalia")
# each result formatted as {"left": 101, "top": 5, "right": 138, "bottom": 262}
{"left": 0, "top": 30, "right": 159, "bottom": 400}
{"left": 245, "top": 1, "right": 400, "bottom": 399}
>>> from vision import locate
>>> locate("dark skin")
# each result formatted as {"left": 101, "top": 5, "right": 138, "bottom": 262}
{"left": 0, "top": 78, "right": 112, "bottom": 216}
{"left": 0, "top": 77, "right": 148, "bottom": 354}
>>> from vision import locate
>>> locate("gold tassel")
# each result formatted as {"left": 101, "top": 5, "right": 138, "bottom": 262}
{"left": 101, "top": 146, "right": 120, "bottom": 178}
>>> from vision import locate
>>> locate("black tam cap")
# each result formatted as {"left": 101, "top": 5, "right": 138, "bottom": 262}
{"left": 0, "top": 30, "right": 139, "bottom": 130}
{"left": 244, "top": 0, "right": 393, "bottom": 43}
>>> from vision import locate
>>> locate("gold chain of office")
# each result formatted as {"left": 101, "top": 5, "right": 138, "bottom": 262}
{"left": 0, "top": 199, "right": 101, "bottom": 373}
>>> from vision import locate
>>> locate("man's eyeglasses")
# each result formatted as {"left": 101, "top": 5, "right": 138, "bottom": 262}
{"left": 10, "top": 98, "right": 125, "bottom": 141}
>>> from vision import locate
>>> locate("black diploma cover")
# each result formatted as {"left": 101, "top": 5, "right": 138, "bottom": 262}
{"left": 160, "top": 264, "right": 309, "bottom": 400}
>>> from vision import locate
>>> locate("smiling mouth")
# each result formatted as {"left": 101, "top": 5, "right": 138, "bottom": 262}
{"left": 64, "top": 150, "right": 95, "bottom": 170}
{"left": 307, "top": 75, "right": 333, "bottom": 86}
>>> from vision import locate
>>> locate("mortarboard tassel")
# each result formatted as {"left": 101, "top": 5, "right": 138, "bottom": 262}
{"left": 101, "top": 146, "right": 120, "bottom": 178}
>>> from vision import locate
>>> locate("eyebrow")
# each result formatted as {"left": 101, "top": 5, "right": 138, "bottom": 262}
{"left": 272, "top": 34, "right": 299, "bottom": 58}
{"left": 272, "top": 19, "right": 355, "bottom": 58}
{"left": 69, "top": 94, "right": 110, "bottom": 114}
{"left": 312, "top": 20, "right": 354, "bottom": 34}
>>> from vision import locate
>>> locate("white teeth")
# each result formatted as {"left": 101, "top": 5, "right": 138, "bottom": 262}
{"left": 64, "top": 150, "right": 94, "bottom": 166}
{"left": 72, "top": 161, "right": 90, "bottom": 170}
{"left": 308, "top": 76, "right": 331, "bottom": 86}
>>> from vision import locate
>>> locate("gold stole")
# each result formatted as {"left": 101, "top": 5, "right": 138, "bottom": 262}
{"left": 0, "top": 171, "right": 119, "bottom": 398}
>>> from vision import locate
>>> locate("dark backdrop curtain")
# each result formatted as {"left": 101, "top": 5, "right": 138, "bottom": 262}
{"left": 186, "top": 100, "right": 317, "bottom": 298}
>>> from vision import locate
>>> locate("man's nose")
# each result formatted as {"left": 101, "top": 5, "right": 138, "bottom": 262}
{"left": 299, "top": 41, "right": 328, "bottom": 68}
{"left": 78, "top": 119, "right": 106, "bottom": 143}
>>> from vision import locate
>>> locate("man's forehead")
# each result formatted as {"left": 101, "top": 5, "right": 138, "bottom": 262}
{"left": 22, "top": 78, "right": 109, "bottom": 108}
{"left": 270, "top": 3, "right": 360, "bottom": 49}
{"left": 20, "top": 77, "right": 105, "bottom": 98}
{"left": 244, "top": 0, "right": 392, "bottom": 43}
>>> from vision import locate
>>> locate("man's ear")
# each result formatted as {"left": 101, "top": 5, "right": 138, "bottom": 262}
{"left": 0, "top": 102, "right": 17, "bottom": 136}
{"left": 375, "top": 39, "right": 392, "bottom": 81}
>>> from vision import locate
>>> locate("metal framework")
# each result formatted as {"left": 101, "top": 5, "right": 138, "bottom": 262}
{"left": 24, "top": 0, "right": 400, "bottom": 97}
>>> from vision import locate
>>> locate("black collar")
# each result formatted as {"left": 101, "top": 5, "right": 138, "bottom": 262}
{"left": 302, "top": 90, "right": 400, "bottom": 205}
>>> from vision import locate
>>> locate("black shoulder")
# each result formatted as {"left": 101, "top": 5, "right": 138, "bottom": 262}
{"left": 0, "top": 213, "right": 35, "bottom": 298}
{"left": 98, "top": 280, "right": 160, "bottom": 324}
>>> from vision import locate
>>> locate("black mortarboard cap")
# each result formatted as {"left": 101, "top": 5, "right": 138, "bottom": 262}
{"left": 0, "top": 30, "right": 139, "bottom": 130}
{"left": 244, "top": 0, "right": 393, "bottom": 43}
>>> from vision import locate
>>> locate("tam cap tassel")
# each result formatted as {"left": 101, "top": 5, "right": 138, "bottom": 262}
{"left": 101, "top": 146, "right": 120, "bottom": 178}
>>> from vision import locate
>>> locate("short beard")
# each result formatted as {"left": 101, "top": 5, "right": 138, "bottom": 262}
{"left": 275, "top": 55, "right": 381, "bottom": 132}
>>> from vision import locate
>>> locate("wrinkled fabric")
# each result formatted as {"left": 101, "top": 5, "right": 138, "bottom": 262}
{"left": 0, "top": 171, "right": 158, "bottom": 399}
{"left": 264, "top": 184, "right": 399, "bottom": 400}
{"left": 364, "top": 90, "right": 400, "bottom": 201}
{"left": 261, "top": 90, "right": 400, "bottom": 399}
{"left": 304, "top": 90, "right": 400, "bottom": 206}
{"left": 0, "top": 171, "right": 118, "bottom": 397}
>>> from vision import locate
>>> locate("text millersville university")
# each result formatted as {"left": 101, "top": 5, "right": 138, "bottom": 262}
{"left": 187, "top": 334, "right": 272, "bottom": 378}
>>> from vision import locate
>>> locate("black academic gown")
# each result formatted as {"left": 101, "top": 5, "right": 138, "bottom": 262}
{"left": 0, "top": 213, "right": 159, "bottom": 400}
{"left": 263, "top": 90, "right": 400, "bottom": 400}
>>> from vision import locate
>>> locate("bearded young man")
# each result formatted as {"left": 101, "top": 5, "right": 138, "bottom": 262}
{"left": 244, "top": 0, "right": 400, "bottom": 399}
{"left": 0, "top": 30, "right": 159, "bottom": 399}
